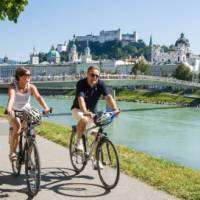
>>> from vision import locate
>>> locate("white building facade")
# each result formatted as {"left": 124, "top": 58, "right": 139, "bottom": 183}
{"left": 151, "top": 33, "right": 200, "bottom": 73}
{"left": 30, "top": 47, "right": 39, "bottom": 65}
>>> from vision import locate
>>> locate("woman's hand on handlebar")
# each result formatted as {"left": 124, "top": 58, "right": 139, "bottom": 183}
{"left": 42, "top": 107, "right": 53, "bottom": 115}
{"left": 4, "top": 109, "right": 12, "bottom": 115}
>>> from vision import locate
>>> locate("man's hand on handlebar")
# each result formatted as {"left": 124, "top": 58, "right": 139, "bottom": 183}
{"left": 83, "top": 110, "right": 95, "bottom": 118}
{"left": 113, "top": 108, "right": 120, "bottom": 116}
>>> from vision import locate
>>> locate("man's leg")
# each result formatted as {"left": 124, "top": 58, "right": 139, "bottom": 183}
{"left": 76, "top": 116, "right": 89, "bottom": 151}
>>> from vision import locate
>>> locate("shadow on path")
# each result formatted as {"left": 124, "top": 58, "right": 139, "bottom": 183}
{"left": 0, "top": 170, "right": 27, "bottom": 198}
{"left": 40, "top": 167, "right": 110, "bottom": 198}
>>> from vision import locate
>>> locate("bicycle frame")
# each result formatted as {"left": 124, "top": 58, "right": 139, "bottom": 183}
{"left": 17, "top": 125, "right": 35, "bottom": 165}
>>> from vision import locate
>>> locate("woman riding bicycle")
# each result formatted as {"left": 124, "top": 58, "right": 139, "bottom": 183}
{"left": 6, "top": 67, "right": 50, "bottom": 161}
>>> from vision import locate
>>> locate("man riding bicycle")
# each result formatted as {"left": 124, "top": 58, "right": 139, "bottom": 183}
{"left": 71, "top": 66, "right": 120, "bottom": 154}
{"left": 6, "top": 67, "right": 50, "bottom": 161}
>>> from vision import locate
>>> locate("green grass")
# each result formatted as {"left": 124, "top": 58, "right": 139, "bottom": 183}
{"left": 116, "top": 90, "right": 193, "bottom": 105}
{"left": 0, "top": 106, "right": 6, "bottom": 118}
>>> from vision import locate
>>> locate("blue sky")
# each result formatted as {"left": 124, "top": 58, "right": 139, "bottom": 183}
{"left": 0, "top": 0, "right": 200, "bottom": 61}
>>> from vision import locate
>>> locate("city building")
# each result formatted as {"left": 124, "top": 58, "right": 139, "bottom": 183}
{"left": 75, "top": 29, "right": 138, "bottom": 43}
{"left": 57, "top": 41, "right": 68, "bottom": 52}
{"left": 30, "top": 47, "right": 39, "bottom": 65}
{"left": 68, "top": 41, "right": 79, "bottom": 63}
{"left": 47, "top": 46, "right": 60, "bottom": 64}
{"left": 150, "top": 33, "right": 200, "bottom": 75}
{"left": 80, "top": 42, "right": 92, "bottom": 63}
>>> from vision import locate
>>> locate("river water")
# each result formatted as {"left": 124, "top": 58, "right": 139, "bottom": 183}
{"left": 1, "top": 94, "right": 200, "bottom": 170}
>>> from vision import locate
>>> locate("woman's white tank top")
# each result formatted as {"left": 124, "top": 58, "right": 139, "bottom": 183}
{"left": 13, "top": 81, "right": 31, "bottom": 111}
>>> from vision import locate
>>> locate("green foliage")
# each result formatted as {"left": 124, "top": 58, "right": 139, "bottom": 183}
{"left": 0, "top": 0, "right": 28, "bottom": 23}
{"left": 0, "top": 106, "right": 6, "bottom": 118}
{"left": 173, "top": 64, "right": 192, "bottom": 81}
{"left": 38, "top": 52, "right": 47, "bottom": 63}
{"left": 72, "top": 40, "right": 148, "bottom": 60}
{"left": 60, "top": 51, "right": 67, "bottom": 62}
{"left": 116, "top": 89, "right": 192, "bottom": 104}
{"left": 131, "top": 61, "right": 150, "bottom": 75}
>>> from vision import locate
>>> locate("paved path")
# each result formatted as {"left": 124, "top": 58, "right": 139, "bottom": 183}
{"left": 0, "top": 118, "right": 179, "bottom": 200}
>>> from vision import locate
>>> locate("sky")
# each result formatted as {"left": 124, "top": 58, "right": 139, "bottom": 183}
{"left": 0, "top": 0, "right": 200, "bottom": 61}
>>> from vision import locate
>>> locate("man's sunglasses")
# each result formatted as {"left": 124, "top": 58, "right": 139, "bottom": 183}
{"left": 90, "top": 73, "right": 99, "bottom": 78}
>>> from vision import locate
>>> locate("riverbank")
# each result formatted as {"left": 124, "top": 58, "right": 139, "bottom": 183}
{"left": 116, "top": 89, "right": 200, "bottom": 106}
{"left": 58, "top": 89, "right": 200, "bottom": 107}
{"left": 0, "top": 106, "right": 200, "bottom": 199}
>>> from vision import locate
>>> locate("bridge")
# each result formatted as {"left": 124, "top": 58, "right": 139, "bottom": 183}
{"left": 0, "top": 75, "right": 200, "bottom": 94}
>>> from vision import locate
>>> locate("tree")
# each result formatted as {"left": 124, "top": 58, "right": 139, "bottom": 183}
{"left": 0, "top": 0, "right": 28, "bottom": 23}
{"left": 173, "top": 63, "right": 192, "bottom": 81}
{"left": 38, "top": 52, "right": 47, "bottom": 63}
{"left": 131, "top": 61, "right": 150, "bottom": 75}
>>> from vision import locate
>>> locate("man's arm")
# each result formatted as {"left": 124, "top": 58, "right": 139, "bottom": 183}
{"left": 105, "top": 94, "right": 119, "bottom": 111}
{"left": 78, "top": 96, "right": 94, "bottom": 117}
{"left": 78, "top": 96, "right": 87, "bottom": 113}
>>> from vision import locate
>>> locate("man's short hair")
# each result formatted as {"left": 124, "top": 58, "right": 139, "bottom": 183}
{"left": 15, "top": 67, "right": 30, "bottom": 81}
{"left": 87, "top": 66, "right": 100, "bottom": 73}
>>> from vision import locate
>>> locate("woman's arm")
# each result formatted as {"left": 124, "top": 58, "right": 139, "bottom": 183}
{"left": 7, "top": 84, "right": 15, "bottom": 114}
{"left": 30, "top": 84, "right": 49, "bottom": 112}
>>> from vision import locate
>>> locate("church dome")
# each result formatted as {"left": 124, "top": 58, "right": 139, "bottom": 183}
{"left": 47, "top": 46, "right": 60, "bottom": 58}
{"left": 175, "top": 33, "right": 190, "bottom": 47}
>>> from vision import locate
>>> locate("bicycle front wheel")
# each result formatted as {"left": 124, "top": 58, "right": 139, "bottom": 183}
{"left": 69, "top": 131, "right": 86, "bottom": 173}
{"left": 96, "top": 138, "right": 120, "bottom": 190}
{"left": 25, "top": 141, "right": 41, "bottom": 197}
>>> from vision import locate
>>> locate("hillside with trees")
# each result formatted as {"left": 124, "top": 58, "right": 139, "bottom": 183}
{"left": 68, "top": 40, "right": 151, "bottom": 61}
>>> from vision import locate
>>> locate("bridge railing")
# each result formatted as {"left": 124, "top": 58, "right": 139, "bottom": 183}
{"left": 1, "top": 74, "right": 200, "bottom": 88}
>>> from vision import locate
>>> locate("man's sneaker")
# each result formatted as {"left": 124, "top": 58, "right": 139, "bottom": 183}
{"left": 76, "top": 140, "right": 84, "bottom": 151}
{"left": 92, "top": 160, "right": 104, "bottom": 170}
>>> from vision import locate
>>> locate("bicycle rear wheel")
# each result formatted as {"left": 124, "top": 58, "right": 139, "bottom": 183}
{"left": 69, "top": 130, "right": 86, "bottom": 173}
{"left": 96, "top": 138, "right": 120, "bottom": 190}
{"left": 25, "top": 141, "right": 41, "bottom": 197}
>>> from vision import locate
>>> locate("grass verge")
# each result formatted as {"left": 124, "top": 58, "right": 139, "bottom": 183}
{"left": 116, "top": 90, "right": 194, "bottom": 105}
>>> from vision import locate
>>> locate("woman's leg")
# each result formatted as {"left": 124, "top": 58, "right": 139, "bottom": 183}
{"left": 8, "top": 112, "right": 21, "bottom": 160}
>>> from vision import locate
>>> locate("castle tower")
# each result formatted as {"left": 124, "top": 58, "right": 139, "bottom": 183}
{"left": 30, "top": 47, "right": 39, "bottom": 65}
{"left": 68, "top": 36, "right": 79, "bottom": 63}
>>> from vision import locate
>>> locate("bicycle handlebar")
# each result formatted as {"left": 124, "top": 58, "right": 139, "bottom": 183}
{"left": 4, "top": 107, "right": 53, "bottom": 116}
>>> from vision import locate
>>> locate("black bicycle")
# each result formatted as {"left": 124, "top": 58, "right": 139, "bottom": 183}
{"left": 69, "top": 110, "right": 120, "bottom": 190}
{"left": 6, "top": 107, "right": 51, "bottom": 197}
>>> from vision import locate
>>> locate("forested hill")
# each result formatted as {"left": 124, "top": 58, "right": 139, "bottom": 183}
{"left": 69, "top": 40, "right": 152, "bottom": 60}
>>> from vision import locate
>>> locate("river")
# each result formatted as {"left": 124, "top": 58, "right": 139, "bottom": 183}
{"left": 1, "top": 93, "right": 200, "bottom": 170}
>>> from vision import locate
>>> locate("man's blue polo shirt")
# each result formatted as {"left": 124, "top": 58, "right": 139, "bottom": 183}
{"left": 71, "top": 78, "right": 109, "bottom": 113}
